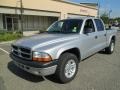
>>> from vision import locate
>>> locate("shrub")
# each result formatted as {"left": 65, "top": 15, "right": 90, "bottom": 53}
{"left": 0, "top": 31, "right": 22, "bottom": 42}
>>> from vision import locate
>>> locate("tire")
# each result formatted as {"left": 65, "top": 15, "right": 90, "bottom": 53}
{"left": 105, "top": 40, "right": 115, "bottom": 54}
{"left": 55, "top": 53, "right": 79, "bottom": 83}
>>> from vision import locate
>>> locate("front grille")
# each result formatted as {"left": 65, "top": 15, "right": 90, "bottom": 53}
{"left": 12, "top": 45, "right": 31, "bottom": 60}
{"left": 20, "top": 47, "right": 31, "bottom": 54}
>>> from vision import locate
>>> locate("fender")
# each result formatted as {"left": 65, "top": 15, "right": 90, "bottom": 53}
{"left": 108, "top": 35, "right": 116, "bottom": 45}
{"left": 56, "top": 46, "right": 81, "bottom": 60}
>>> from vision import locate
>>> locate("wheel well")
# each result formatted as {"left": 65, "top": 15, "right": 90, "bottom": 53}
{"left": 111, "top": 36, "right": 116, "bottom": 43}
{"left": 61, "top": 48, "right": 81, "bottom": 62}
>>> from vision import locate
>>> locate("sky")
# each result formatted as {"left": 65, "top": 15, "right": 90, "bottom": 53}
{"left": 68, "top": 0, "right": 120, "bottom": 18}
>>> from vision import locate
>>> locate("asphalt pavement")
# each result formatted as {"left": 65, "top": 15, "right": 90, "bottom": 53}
{"left": 0, "top": 32, "right": 120, "bottom": 90}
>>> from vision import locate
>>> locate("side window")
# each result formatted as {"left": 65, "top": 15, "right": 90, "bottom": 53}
{"left": 83, "top": 19, "right": 95, "bottom": 34}
{"left": 95, "top": 19, "right": 104, "bottom": 31}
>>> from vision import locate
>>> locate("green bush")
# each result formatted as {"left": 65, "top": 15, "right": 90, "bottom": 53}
{"left": 0, "top": 31, "right": 22, "bottom": 42}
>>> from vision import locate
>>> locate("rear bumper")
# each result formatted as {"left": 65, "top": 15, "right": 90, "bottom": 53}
{"left": 10, "top": 53, "right": 58, "bottom": 76}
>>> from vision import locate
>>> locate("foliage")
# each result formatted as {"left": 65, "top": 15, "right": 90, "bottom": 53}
{"left": 112, "top": 17, "right": 120, "bottom": 23}
{"left": 0, "top": 31, "right": 22, "bottom": 42}
{"left": 100, "top": 12, "right": 109, "bottom": 24}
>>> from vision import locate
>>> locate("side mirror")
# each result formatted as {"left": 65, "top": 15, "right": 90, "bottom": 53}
{"left": 84, "top": 28, "right": 93, "bottom": 34}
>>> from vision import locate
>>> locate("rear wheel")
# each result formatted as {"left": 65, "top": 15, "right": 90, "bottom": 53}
{"left": 105, "top": 40, "right": 115, "bottom": 54}
{"left": 55, "top": 53, "right": 78, "bottom": 83}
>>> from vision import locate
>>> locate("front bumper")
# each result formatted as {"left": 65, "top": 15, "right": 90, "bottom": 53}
{"left": 13, "top": 61, "right": 57, "bottom": 76}
{"left": 10, "top": 53, "right": 58, "bottom": 76}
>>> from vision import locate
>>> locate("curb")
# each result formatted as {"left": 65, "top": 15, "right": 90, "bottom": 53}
{"left": 0, "top": 40, "right": 15, "bottom": 45}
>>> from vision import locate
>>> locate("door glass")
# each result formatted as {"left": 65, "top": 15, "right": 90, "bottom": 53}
{"left": 94, "top": 19, "right": 104, "bottom": 31}
{"left": 6, "top": 17, "right": 18, "bottom": 31}
{"left": 13, "top": 18, "right": 18, "bottom": 30}
{"left": 7, "top": 17, "right": 12, "bottom": 31}
{"left": 84, "top": 19, "right": 95, "bottom": 34}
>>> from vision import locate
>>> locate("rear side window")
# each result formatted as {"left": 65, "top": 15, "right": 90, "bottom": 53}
{"left": 95, "top": 19, "right": 104, "bottom": 31}
{"left": 83, "top": 19, "right": 95, "bottom": 34}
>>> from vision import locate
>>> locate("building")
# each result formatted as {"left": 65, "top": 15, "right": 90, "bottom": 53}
{"left": 80, "top": 3, "right": 98, "bottom": 7}
{"left": 0, "top": 0, "right": 97, "bottom": 33}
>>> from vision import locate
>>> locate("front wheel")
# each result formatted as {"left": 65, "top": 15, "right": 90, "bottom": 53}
{"left": 55, "top": 53, "right": 78, "bottom": 83}
{"left": 105, "top": 40, "right": 115, "bottom": 54}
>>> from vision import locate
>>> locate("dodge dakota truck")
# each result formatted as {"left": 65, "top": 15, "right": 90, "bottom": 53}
{"left": 10, "top": 17, "right": 117, "bottom": 83}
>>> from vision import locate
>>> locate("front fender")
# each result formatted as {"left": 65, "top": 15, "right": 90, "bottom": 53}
{"left": 56, "top": 46, "right": 80, "bottom": 59}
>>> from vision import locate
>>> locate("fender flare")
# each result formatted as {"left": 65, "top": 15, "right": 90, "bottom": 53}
{"left": 108, "top": 35, "right": 116, "bottom": 45}
{"left": 56, "top": 46, "right": 81, "bottom": 60}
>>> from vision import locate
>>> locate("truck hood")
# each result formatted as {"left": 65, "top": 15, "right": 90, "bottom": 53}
{"left": 14, "top": 33, "right": 79, "bottom": 50}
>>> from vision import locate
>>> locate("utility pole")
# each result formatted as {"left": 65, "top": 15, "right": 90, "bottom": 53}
{"left": 108, "top": 10, "right": 112, "bottom": 28}
{"left": 20, "top": 0, "right": 23, "bottom": 35}
{"left": 109, "top": 10, "right": 112, "bottom": 19}
{"left": 97, "top": 0, "right": 100, "bottom": 18}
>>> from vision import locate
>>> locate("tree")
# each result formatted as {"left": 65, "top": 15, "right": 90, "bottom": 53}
{"left": 100, "top": 12, "right": 109, "bottom": 24}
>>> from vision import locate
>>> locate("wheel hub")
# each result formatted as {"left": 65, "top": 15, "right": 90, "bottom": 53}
{"left": 111, "top": 42, "right": 114, "bottom": 52}
{"left": 64, "top": 59, "right": 76, "bottom": 78}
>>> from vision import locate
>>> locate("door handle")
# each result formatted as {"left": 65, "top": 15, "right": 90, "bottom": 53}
{"left": 95, "top": 36, "right": 98, "bottom": 39}
{"left": 104, "top": 34, "right": 106, "bottom": 36}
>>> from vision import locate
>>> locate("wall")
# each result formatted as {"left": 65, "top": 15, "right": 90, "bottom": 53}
{"left": 0, "top": 14, "right": 3, "bottom": 30}
{"left": 22, "top": 15, "right": 58, "bottom": 31}
{"left": 0, "top": 0, "right": 97, "bottom": 19}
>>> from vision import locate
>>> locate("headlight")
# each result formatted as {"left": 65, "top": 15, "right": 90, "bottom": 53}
{"left": 32, "top": 52, "right": 52, "bottom": 62}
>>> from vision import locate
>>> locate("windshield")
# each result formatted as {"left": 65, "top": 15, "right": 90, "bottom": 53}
{"left": 47, "top": 19, "right": 83, "bottom": 34}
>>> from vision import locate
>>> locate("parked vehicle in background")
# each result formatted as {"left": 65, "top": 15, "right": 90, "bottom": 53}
{"left": 112, "top": 20, "right": 120, "bottom": 27}
{"left": 10, "top": 17, "right": 117, "bottom": 83}
{"left": 112, "top": 23, "right": 120, "bottom": 27}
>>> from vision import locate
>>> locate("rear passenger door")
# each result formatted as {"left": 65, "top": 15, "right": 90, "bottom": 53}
{"left": 81, "top": 19, "right": 98, "bottom": 58}
{"left": 94, "top": 19, "right": 107, "bottom": 51}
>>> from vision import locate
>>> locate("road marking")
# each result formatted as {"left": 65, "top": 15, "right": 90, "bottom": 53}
{"left": 0, "top": 48, "right": 9, "bottom": 55}
{"left": 0, "top": 47, "right": 47, "bottom": 80}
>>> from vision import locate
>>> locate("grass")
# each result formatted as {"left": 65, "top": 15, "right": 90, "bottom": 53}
{"left": 0, "top": 31, "right": 22, "bottom": 42}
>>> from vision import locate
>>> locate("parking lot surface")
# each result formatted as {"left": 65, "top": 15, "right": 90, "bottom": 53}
{"left": 0, "top": 32, "right": 120, "bottom": 90}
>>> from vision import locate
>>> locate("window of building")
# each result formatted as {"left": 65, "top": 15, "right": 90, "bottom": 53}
{"left": 2, "top": 15, "right": 19, "bottom": 31}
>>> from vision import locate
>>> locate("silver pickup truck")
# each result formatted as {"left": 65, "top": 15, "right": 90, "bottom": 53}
{"left": 10, "top": 17, "right": 117, "bottom": 83}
